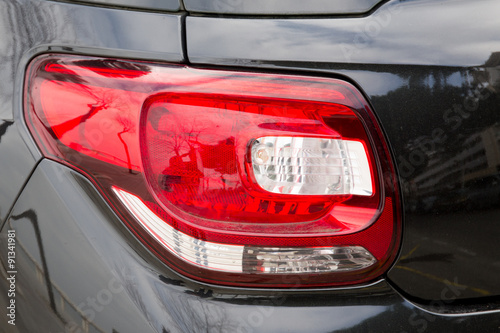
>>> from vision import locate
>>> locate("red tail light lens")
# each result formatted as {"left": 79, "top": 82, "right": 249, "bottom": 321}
{"left": 25, "top": 54, "right": 400, "bottom": 287}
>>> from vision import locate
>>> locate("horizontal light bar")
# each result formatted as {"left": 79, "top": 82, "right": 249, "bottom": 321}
{"left": 113, "top": 187, "right": 377, "bottom": 274}
{"left": 251, "top": 137, "right": 373, "bottom": 196}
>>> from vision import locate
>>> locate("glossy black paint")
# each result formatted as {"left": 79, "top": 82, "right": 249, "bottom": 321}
{"left": 186, "top": 0, "right": 499, "bottom": 67}
{"left": 0, "top": 121, "right": 39, "bottom": 224}
{"left": 183, "top": 0, "right": 383, "bottom": 15}
{"left": 185, "top": 0, "right": 500, "bottom": 302}
{"left": 60, "top": 0, "right": 181, "bottom": 11}
{"left": 0, "top": 0, "right": 499, "bottom": 331}
{"left": 1, "top": 160, "right": 499, "bottom": 332}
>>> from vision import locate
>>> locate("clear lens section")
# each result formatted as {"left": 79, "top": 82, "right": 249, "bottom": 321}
{"left": 251, "top": 137, "right": 373, "bottom": 196}
{"left": 113, "top": 187, "right": 376, "bottom": 274}
{"left": 244, "top": 246, "right": 376, "bottom": 273}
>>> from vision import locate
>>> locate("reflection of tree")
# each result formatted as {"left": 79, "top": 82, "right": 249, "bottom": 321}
{"left": 161, "top": 148, "right": 203, "bottom": 193}
{"left": 9, "top": 209, "right": 56, "bottom": 311}
{"left": 0, "top": 121, "right": 13, "bottom": 143}
{"left": 49, "top": 103, "right": 107, "bottom": 140}
{"left": 373, "top": 63, "right": 499, "bottom": 163}
{"left": 156, "top": 112, "right": 206, "bottom": 194}
{"left": 200, "top": 137, "right": 237, "bottom": 175}
{"left": 44, "top": 73, "right": 137, "bottom": 170}
{"left": 116, "top": 114, "right": 136, "bottom": 174}
{"left": 375, "top": 58, "right": 500, "bottom": 213}
{"left": 157, "top": 277, "right": 239, "bottom": 333}
{"left": 161, "top": 137, "right": 238, "bottom": 193}
{"left": 373, "top": 68, "right": 470, "bottom": 157}
{"left": 7, "top": 211, "right": 116, "bottom": 333}
{"left": 152, "top": 105, "right": 245, "bottom": 212}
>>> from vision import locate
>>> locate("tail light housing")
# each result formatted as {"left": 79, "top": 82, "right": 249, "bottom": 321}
{"left": 25, "top": 54, "right": 400, "bottom": 287}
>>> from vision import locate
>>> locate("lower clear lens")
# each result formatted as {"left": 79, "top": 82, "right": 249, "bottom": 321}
{"left": 244, "top": 246, "right": 376, "bottom": 273}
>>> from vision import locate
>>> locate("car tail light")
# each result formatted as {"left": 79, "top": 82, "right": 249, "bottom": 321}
{"left": 25, "top": 54, "right": 400, "bottom": 287}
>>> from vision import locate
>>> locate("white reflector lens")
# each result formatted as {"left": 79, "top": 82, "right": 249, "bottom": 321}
{"left": 251, "top": 137, "right": 373, "bottom": 196}
{"left": 113, "top": 187, "right": 377, "bottom": 274}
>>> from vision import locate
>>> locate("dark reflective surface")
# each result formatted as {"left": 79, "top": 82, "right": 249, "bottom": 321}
{"left": 187, "top": 0, "right": 500, "bottom": 67}
{"left": 365, "top": 61, "right": 500, "bottom": 302}
{"left": 0, "top": 121, "right": 39, "bottom": 223}
{"left": 1, "top": 161, "right": 160, "bottom": 332}
{"left": 0, "top": 0, "right": 184, "bottom": 120}
{"left": 183, "top": 0, "right": 383, "bottom": 15}
{"left": 186, "top": 0, "right": 500, "bottom": 303}
{"left": 59, "top": 0, "right": 181, "bottom": 11}
{"left": 1, "top": 160, "right": 499, "bottom": 332}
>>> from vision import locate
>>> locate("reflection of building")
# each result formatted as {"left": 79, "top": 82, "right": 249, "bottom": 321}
{"left": 414, "top": 123, "right": 500, "bottom": 197}
{"left": 484, "top": 52, "right": 500, "bottom": 94}
{"left": 480, "top": 125, "right": 500, "bottom": 175}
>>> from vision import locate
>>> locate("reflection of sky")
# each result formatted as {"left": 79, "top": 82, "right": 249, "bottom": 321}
{"left": 185, "top": 0, "right": 380, "bottom": 15}
{"left": 187, "top": 0, "right": 500, "bottom": 67}
{"left": 349, "top": 72, "right": 408, "bottom": 96}
{"left": 446, "top": 71, "right": 465, "bottom": 88}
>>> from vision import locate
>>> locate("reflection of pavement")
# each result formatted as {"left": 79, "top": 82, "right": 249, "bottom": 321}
{"left": 389, "top": 208, "right": 500, "bottom": 300}
{"left": 0, "top": 231, "right": 67, "bottom": 332}
{"left": 0, "top": 226, "right": 107, "bottom": 333}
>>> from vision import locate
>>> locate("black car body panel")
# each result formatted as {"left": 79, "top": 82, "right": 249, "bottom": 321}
{"left": 1, "top": 161, "right": 159, "bottom": 333}
{"left": 185, "top": 0, "right": 499, "bottom": 67}
{"left": 1, "top": 0, "right": 500, "bottom": 331}
{"left": 60, "top": 0, "right": 182, "bottom": 12}
{"left": 182, "top": 0, "right": 384, "bottom": 16}
{"left": 0, "top": 121, "right": 39, "bottom": 223}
